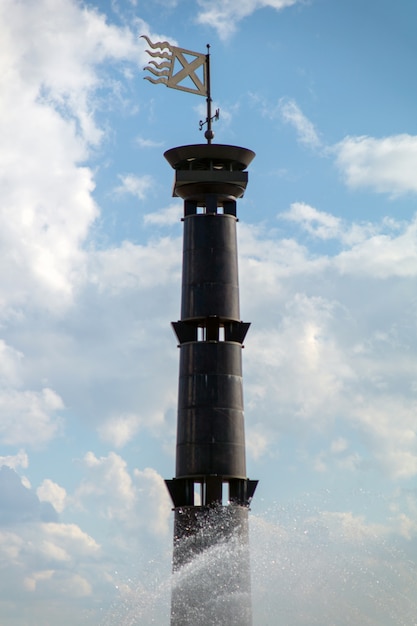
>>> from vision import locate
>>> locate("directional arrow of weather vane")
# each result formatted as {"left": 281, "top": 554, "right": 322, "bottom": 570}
{"left": 141, "top": 35, "right": 220, "bottom": 142}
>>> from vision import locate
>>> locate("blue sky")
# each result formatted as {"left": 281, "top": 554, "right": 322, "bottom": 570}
{"left": 1, "top": 0, "right": 417, "bottom": 623}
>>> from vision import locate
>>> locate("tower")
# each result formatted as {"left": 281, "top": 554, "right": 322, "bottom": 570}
{"left": 141, "top": 36, "right": 257, "bottom": 624}
{"left": 164, "top": 143, "right": 257, "bottom": 625}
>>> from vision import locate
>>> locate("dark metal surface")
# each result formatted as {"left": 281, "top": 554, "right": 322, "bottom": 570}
{"left": 176, "top": 342, "right": 246, "bottom": 478}
{"left": 181, "top": 213, "right": 240, "bottom": 321}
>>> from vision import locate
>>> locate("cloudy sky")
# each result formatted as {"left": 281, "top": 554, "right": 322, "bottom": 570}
{"left": 1, "top": 0, "right": 417, "bottom": 624}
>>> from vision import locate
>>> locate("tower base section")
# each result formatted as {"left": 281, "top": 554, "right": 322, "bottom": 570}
{"left": 170, "top": 504, "right": 253, "bottom": 626}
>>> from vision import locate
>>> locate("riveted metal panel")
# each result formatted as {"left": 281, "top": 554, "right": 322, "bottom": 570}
{"left": 181, "top": 213, "right": 240, "bottom": 321}
{"left": 176, "top": 441, "right": 247, "bottom": 478}
{"left": 177, "top": 375, "right": 243, "bottom": 409}
{"left": 176, "top": 342, "right": 246, "bottom": 478}
{"left": 178, "top": 341, "right": 242, "bottom": 376}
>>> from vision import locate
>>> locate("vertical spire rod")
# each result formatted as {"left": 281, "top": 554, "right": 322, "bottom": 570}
{"left": 205, "top": 44, "right": 213, "bottom": 144}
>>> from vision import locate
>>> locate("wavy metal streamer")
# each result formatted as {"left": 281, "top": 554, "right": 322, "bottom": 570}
{"left": 141, "top": 34, "right": 171, "bottom": 50}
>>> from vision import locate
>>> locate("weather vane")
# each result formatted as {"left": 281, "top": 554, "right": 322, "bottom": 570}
{"left": 141, "top": 35, "right": 219, "bottom": 144}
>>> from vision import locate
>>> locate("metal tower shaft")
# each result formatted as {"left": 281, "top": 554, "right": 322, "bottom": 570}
{"left": 164, "top": 143, "right": 257, "bottom": 625}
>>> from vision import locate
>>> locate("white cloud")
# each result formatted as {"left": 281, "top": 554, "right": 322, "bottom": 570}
{"left": 281, "top": 202, "right": 341, "bottom": 239}
{"left": 144, "top": 202, "right": 183, "bottom": 226}
{"left": 333, "top": 134, "right": 417, "bottom": 196}
{"left": 114, "top": 173, "right": 154, "bottom": 200}
{"left": 238, "top": 214, "right": 417, "bottom": 480}
{"left": 309, "top": 511, "right": 387, "bottom": 542}
{"left": 135, "top": 136, "right": 164, "bottom": 148}
{"left": 0, "top": 341, "right": 24, "bottom": 387}
{"left": 330, "top": 437, "right": 348, "bottom": 454}
{"left": 0, "top": 0, "right": 184, "bottom": 470}
{"left": 253, "top": 98, "right": 417, "bottom": 201}
{"left": 314, "top": 440, "right": 361, "bottom": 474}
{"left": 37, "top": 479, "right": 67, "bottom": 513}
{"left": 334, "top": 216, "right": 417, "bottom": 278}
{"left": 97, "top": 413, "right": 142, "bottom": 448}
{"left": 245, "top": 293, "right": 354, "bottom": 427}
{"left": 89, "top": 237, "right": 181, "bottom": 292}
{"left": 23, "top": 569, "right": 55, "bottom": 593}
{"left": 73, "top": 452, "right": 171, "bottom": 536}
{"left": 0, "top": 338, "right": 65, "bottom": 449}
{"left": 238, "top": 222, "right": 328, "bottom": 289}
{"left": 74, "top": 451, "right": 136, "bottom": 522}
{"left": 42, "top": 522, "right": 100, "bottom": 559}
{"left": 0, "top": 0, "right": 143, "bottom": 140}
{"left": 352, "top": 397, "right": 417, "bottom": 479}
{"left": 279, "top": 98, "right": 321, "bottom": 148}
{"left": 0, "top": 520, "right": 101, "bottom": 614}
{"left": 394, "top": 513, "right": 417, "bottom": 540}
{"left": 0, "top": 0, "right": 148, "bottom": 317}
{"left": 0, "top": 89, "right": 98, "bottom": 311}
{"left": 253, "top": 99, "right": 417, "bottom": 201}
{"left": 5, "top": 235, "right": 180, "bottom": 445}
{"left": 0, "top": 465, "right": 57, "bottom": 525}
{"left": 133, "top": 467, "right": 172, "bottom": 536}
{"left": 196, "top": 0, "right": 300, "bottom": 39}
{"left": 245, "top": 427, "right": 270, "bottom": 461}
{"left": 0, "top": 449, "right": 28, "bottom": 471}
{"left": 0, "top": 387, "right": 64, "bottom": 447}
{"left": 0, "top": 463, "right": 97, "bottom": 621}
{"left": 278, "top": 202, "right": 417, "bottom": 279}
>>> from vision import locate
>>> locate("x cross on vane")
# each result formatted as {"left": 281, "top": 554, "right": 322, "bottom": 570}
{"left": 168, "top": 48, "right": 207, "bottom": 96}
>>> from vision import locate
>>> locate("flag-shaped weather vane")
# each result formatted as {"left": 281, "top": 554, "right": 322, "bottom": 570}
{"left": 141, "top": 35, "right": 219, "bottom": 143}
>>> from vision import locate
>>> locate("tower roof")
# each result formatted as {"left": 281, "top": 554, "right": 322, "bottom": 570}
{"left": 164, "top": 144, "right": 255, "bottom": 171}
